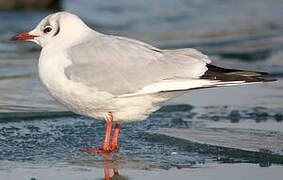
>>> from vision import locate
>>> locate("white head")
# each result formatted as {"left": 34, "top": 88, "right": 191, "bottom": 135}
{"left": 11, "top": 12, "right": 95, "bottom": 47}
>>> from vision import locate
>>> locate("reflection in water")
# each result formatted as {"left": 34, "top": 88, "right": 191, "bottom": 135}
{"left": 101, "top": 153, "right": 128, "bottom": 180}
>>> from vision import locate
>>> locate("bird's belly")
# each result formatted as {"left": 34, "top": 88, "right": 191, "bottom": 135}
{"left": 42, "top": 77, "right": 162, "bottom": 122}
{"left": 50, "top": 79, "right": 117, "bottom": 119}
{"left": 42, "top": 76, "right": 115, "bottom": 120}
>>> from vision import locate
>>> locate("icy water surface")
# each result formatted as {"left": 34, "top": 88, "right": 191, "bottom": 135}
{"left": 0, "top": 0, "right": 283, "bottom": 179}
{"left": 0, "top": 105, "right": 283, "bottom": 179}
{"left": 1, "top": 105, "right": 283, "bottom": 165}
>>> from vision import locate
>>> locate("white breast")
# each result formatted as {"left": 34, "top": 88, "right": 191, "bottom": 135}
{"left": 38, "top": 47, "right": 115, "bottom": 120}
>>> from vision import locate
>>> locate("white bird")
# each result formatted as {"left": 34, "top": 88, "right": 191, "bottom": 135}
{"left": 11, "top": 12, "right": 275, "bottom": 153}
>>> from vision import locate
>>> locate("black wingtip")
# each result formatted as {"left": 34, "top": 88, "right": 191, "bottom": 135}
{"left": 201, "top": 64, "right": 277, "bottom": 83}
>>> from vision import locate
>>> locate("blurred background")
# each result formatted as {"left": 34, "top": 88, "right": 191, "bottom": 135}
{"left": 0, "top": 0, "right": 283, "bottom": 180}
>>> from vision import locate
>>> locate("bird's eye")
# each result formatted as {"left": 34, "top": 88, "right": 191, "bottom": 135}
{"left": 43, "top": 26, "right": 52, "bottom": 33}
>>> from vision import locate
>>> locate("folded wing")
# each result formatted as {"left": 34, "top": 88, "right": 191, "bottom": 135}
{"left": 64, "top": 35, "right": 211, "bottom": 95}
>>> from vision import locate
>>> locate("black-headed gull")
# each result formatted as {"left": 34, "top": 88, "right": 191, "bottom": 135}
{"left": 11, "top": 12, "right": 276, "bottom": 153}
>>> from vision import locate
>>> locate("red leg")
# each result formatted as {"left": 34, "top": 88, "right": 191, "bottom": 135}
{"left": 110, "top": 123, "right": 120, "bottom": 151}
{"left": 80, "top": 112, "right": 113, "bottom": 153}
{"left": 103, "top": 113, "right": 113, "bottom": 151}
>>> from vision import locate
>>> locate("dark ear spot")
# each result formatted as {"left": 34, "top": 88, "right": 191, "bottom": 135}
{"left": 53, "top": 26, "right": 60, "bottom": 36}
{"left": 53, "top": 20, "right": 60, "bottom": 36}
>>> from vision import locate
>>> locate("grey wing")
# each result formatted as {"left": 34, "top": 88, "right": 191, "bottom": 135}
{"left": 64, "top": 35, "right": 211, "bottom": 95}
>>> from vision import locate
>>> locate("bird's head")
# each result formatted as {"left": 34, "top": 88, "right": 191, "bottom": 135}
{"left": 11, "top": 11, "right": 93, "bottom": 48}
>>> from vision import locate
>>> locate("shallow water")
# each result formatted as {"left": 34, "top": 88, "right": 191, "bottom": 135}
{"left": 0, "top": 0, "right": 283, "bottom": 179}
